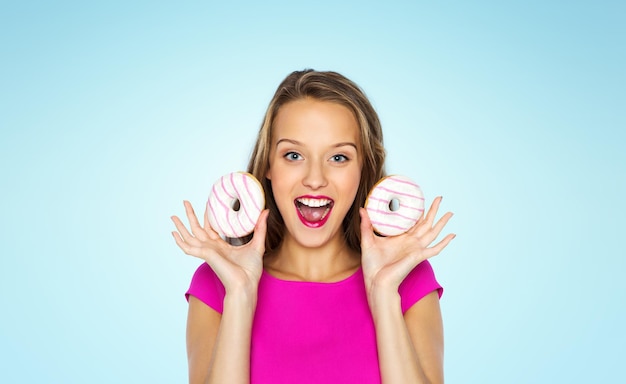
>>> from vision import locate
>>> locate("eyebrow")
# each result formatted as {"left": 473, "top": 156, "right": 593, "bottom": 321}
{"left": 276, "top": 138, "right": 358, "bottom": 150}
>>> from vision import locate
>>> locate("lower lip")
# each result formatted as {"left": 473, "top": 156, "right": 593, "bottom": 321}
{"left": 296, "top": 205, "right": 332, "bottom": 228}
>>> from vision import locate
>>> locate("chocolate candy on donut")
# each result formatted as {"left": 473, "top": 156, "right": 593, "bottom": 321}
{"left": 365, "top": 175, "right": 425, "bottom": 236}
{"left": 207, "top": 172, "right": 265, "bottom": 238}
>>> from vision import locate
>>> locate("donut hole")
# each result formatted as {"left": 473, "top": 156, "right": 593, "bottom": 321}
{"left": 388, "top": 198, "right": 400, "bottom": 212}
{"left": 231, "top": 198, "right": 241, "bottom": 212}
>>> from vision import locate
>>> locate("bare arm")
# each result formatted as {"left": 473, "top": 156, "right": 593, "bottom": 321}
{"left": 187, "top": 296, "right": 220, "bottom": 384}
{"left": 359, "top": 197, "right": 454, "bottom": 384}
{"left": 369, "top": 290, "right": 444, "bottom": 383}
{"left": 187, "top": 292, "right": 257, "bottom": 384}
{"left": 404, "top": 292, "right": 444, "bottom": 382}
{"left": 173, "top": 201, "right": 269, "bottom": 384}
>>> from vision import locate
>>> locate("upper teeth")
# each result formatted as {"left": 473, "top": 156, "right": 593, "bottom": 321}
{"left": 297, "top": 198, "right": 331, "bottom": 207}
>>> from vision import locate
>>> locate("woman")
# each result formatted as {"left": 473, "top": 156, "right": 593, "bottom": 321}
{"left": 172, "top": 69, "right": 455, "bottom": 383}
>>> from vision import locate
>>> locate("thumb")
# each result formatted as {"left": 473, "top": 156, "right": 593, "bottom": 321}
{"left": 250, "top": 209, "right": 269, "bottom": 254}
{"left": 359, "top": 208, "right": 375, "bottom": 249}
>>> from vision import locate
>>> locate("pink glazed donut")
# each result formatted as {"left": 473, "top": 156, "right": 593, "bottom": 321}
{"left": 207, "top": 172, "right": 265, "bottom": 238}
{"left": 364, "top": 175, "right": 425, "bottom": 236}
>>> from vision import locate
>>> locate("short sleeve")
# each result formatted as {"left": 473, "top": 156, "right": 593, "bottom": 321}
{"left": 185, "top": 262, "right": 226, "bottom": 314}
{"left": 398, "top": 260, "right": 443, "bottom": 314}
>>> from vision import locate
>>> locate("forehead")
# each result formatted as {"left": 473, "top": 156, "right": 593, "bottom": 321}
{"left": 272, "top": 99, "right": 360, "bottom": 146}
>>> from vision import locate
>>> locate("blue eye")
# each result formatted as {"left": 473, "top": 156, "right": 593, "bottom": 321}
{"left": 285, "top": 152, "right": 303, "bottom": 161}
{"left": 331, "top": 154, "right": 349, "bottom": 163}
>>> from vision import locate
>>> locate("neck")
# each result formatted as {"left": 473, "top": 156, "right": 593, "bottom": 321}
{"left": 265, "top": 234, "right": 360, "bottom": 282}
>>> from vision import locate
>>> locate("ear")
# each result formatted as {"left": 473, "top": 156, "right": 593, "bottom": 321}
{"left": 265, "top": 167, "right": 272, "bottom": 180}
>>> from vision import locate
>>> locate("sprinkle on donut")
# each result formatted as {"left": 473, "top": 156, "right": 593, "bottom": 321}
{"left": 364, "top": 175, "right": 424, "bottom": 236}
{"left": 207, "top": 172, "right": 265, "bottom": 238}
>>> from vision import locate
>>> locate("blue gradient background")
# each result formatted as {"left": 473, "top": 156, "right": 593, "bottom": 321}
{"left": 1, "top": 1, "right": 624, "bottom": 382}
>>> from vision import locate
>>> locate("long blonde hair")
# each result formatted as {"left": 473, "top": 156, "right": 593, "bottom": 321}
{"left": 247, "top": 69, "right": 386, "bottom": 254}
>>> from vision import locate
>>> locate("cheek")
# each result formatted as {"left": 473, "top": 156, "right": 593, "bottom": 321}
{"left": 269, "top": 172, "right": 292, "bottom": 203}
{"left": 350, "top": 167, "right": 362, "bottom": 189}
{"left": 340, "top": 168, "right": 362, "bottom": 201}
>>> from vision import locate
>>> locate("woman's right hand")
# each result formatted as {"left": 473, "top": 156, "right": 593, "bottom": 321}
{"left": 171, "top": 200, "right": 269, "bottom": 297}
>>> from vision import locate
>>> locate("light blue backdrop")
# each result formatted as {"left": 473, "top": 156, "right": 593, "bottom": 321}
{"left": 1, "top": 1, "right": 624, "bottom": 382}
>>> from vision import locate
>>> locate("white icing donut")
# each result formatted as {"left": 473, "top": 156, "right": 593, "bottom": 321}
{"left": 365, "top": 175, "right": 425, "bottom": 236}
{"left": 207, "top": 172, "right": 265, "bottom": 238}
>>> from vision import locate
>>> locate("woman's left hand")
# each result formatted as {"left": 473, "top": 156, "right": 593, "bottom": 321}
{"left": 359, "top": 196, "right": 455, "bottom": 303}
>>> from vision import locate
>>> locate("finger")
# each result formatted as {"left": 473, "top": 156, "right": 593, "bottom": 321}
{"left": 359, "top": 208, "right": 376, "bottom": 249}
{"left": 402, "top": 203, "right": 429, "bottom": 236}
{"left": 433, "top": 211, "right": 454, "bottom": 235}
{"left": 171, "top": 230, "right": 193, "bottom": 254}
{"left": 184, "top": 200, "right": 209, "bottom": 240}
{"left": 406, "top": 208, "right": 426, "bottom": 235}
{"left": 423, "top": 233, "right": 456, "bottom": 259}
{"left": 422, "top": 211, "right": 454, "bottom": 246}
{"left": 249, "top": 209, "right": 269, "bottom": 254}
{"left": 203, "top": 206, "right": 221, "bottom": 240}
{"left": 414, "top": 196, "right": 443, "bottom": 237}
{"left": 424, "top": 196, "right": 443, "bottom": 227}
{"left": 171, "top": 215, "right": 195, "bottom": 242}
{"left": 172, "top": 231, "right": 212, "bottom": 263}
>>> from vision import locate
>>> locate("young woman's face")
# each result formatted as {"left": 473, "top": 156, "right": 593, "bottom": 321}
{"left": 267, "top": 98, "right": 362, "bottom": 249}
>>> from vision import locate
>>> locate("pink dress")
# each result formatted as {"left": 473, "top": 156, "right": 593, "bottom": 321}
{"left": 186, "top": 261, "right": 442, "bottom": 383}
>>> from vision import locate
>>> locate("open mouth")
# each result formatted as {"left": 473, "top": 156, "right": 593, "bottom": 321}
{"left": 295, "top": 196, "right": 334, "bottom": 228}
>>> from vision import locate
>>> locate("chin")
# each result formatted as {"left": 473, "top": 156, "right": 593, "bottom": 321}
{"left": 290, "top": 223, "right": 343, "bottom": 249}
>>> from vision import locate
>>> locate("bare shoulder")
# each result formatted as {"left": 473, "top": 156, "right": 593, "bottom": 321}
{"left": 404, "top": 291, "right": 444, "bottom": 384}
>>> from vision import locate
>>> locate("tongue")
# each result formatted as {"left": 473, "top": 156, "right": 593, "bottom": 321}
{"left": 299, "top": 206, "right": 327, "bottom": 222}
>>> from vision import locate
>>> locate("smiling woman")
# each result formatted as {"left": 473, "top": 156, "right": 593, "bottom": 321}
{"left": 267, "top": 99, "right": 362, "bottom": 243}
{"left": 171, "top": 69, "right": 455, "bottom": 384}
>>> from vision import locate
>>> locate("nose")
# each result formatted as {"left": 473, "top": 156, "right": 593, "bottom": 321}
{"left": 302, "top": 160, "right": 328, "bottom": 190}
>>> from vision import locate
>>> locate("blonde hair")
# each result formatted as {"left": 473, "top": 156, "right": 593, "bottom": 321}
{"left": 247, "top": 69, "right": 386, "bottom": 254}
